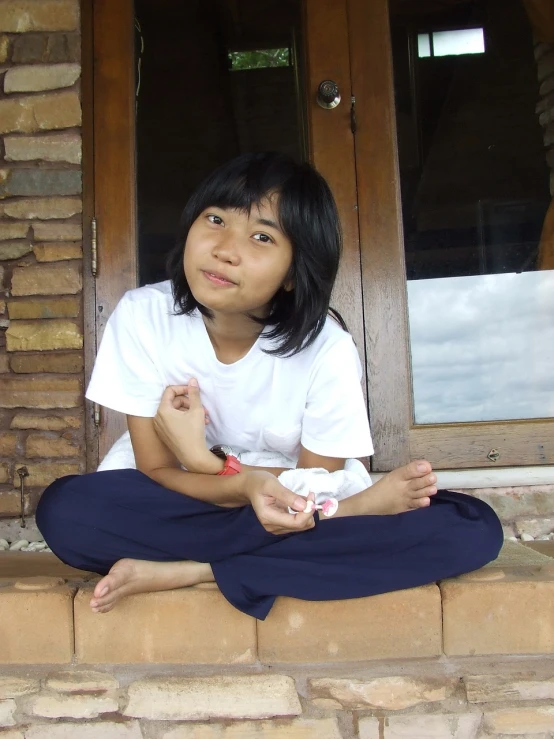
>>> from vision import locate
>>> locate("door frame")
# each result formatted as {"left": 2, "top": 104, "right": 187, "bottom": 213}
{"left": 85, "top": 0, "right": 554, "bottom": 472}
{"left": 85, "top": 0, "right": 365, "bottom": 467}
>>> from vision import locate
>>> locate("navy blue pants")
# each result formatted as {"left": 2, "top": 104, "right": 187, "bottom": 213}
{"left": 36, "top": 469, "right": 503, "bottom": 619}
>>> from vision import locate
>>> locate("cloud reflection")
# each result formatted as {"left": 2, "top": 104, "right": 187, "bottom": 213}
{"left": 407, "top": 271, "right": 554, "bottom": 423}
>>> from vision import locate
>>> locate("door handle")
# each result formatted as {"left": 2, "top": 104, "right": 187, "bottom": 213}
{"left": 317, "top": 80, "right": 341, "bottom": 109}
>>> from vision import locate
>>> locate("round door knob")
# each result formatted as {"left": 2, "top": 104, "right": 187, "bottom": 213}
{"left": 317, "top": 80, "right": 341, "bottom": 109}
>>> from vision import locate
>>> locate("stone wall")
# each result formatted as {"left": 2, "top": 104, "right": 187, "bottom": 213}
{"left": 465, "top": 485, "right": 554, "bottom": 542}
{"left": 0, "top": 0, "right": 84, "bottom": 519}
{"left": 1, "top": 667, "right": 554, "bottom": 738}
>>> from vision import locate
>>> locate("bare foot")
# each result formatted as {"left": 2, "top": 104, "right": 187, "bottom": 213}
{"left": 335, "top": 460, "right": 438, "bottom": 517}
{"left": 90, "top": 559, "right": 214, "bottom": 614}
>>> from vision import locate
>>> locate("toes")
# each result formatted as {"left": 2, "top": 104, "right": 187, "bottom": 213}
{"left": 90, "top": 594, "right": 114, "bottom": 609}
{"left": 411, "top": 460, "right": 432, "bottom": 477}
{"left": 93, "top": 578, "right": 111, "bottom": 599}
{"left": 410, "top": 484, "right": 437, "bottom": 500}
{"left": 90, "top": 577, "right": 122, "bottom": 610}
{"left": 90, "top": 595, "right": 109, "bottom": 610}
{"left": 411, "top": 496, "right": 431, "bottom": 509}
{"left": 91, "top": 582, "right": 132, "bottom": 610}
{"left": 412, "top": 475, "right": 436, "bottom": 492}
{"left": 93, "top": 603, "right": 114, "bottom": 614}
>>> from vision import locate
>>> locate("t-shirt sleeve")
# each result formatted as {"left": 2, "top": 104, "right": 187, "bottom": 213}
{"left": 85, "top": 293, "right": 165, "bottom": 417}
{"left": 301, "top": 335, "right": 374, "bottom": 459}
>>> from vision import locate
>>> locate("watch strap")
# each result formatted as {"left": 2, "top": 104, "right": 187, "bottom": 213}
{"left": 216, "top": 454, "right": 241, "bottom": 476}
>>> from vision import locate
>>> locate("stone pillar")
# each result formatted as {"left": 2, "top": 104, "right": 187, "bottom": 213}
{"left": 0, "top": 0, "right": 84, "bottom": 518}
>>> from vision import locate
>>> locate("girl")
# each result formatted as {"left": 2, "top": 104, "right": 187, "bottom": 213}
{"left": 36, "top": 152, "right": 502, "bottom": 620}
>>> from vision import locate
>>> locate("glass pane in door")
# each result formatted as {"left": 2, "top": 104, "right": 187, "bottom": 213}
{"left": 390, "top": 0, "right": 554, "bottom": 423}
{"left": 134, "top": 0, "right": 306, "bottom": 285}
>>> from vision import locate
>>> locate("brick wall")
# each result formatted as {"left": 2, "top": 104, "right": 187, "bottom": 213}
{"left": 0, "top": 0, "right": 84, "bottom": 519}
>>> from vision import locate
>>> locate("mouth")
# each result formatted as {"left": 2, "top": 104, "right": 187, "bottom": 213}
{"left": 202, "top": 270, "right": 236, "bottom": 287}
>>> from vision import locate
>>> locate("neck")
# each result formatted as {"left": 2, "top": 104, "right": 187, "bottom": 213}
{"left": 202, "top": 311, "right": 263, "bottom": 364}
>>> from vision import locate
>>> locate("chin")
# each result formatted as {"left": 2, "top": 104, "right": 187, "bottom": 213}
{"left": 193, "top": 295, "right": 238, "bottom": 315}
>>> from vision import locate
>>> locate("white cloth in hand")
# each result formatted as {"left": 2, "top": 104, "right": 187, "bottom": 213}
{"left": 278, "top": 462, "right": 371, "bottom": 507}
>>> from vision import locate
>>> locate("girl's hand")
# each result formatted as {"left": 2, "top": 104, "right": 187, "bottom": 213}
{"left": 170, "top": 385, "right": 210, "bottom": 425}
{"left": 243, "top": 470, "right": 316, "bottom": 535}
{"left": 153, "top": 380, "right": 217, "bottom": 473}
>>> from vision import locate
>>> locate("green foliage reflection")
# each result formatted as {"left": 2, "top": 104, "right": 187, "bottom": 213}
{"left": 229, "top": 48, "right": 290, "bottom": 70}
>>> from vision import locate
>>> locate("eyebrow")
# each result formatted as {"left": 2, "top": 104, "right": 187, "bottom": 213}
{"left": 255, "top": 217, "right": 282, "bottom": 232}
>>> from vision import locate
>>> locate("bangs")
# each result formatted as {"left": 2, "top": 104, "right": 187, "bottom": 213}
{"left": 191, "top": 156, "right": 289, "bottom": 222}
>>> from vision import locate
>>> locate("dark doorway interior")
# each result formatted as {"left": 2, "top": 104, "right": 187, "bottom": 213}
{"left": 134, "top": 0, "right": 305, "bottom": 285}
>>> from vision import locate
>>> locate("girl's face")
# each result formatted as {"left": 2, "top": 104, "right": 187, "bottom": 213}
{"left": 183, "top": 197, "right": 294, "bottom": 320}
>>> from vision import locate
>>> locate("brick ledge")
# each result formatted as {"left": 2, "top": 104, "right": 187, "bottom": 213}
{"left": 0, "top": 541, "right": 552, "bottom": 665}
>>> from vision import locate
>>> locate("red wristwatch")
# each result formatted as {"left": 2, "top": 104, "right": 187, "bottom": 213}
{"left": 210, "top": 445, "right": 242, "bottom": 476}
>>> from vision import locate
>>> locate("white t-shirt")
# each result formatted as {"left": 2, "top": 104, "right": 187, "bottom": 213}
{"left": 86, "top": 281, "right": 374, "bottom": 461}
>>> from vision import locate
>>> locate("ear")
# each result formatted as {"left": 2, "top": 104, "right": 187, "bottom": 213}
{"left": 283, "top": 278, "right": 294, "bottom": 292}
{"left": 282, "top": 266, "right": 295, "bottom": 292}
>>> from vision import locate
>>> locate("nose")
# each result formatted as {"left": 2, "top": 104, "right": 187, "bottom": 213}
{"left": 212, "top": 231, "right": 240, "bottom": 265}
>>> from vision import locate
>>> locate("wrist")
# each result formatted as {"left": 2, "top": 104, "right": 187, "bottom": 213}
{"left": 186, "top": 450, "right": 225, "bottom": 475}
{"left": 240, "top": 470, "right": 256, "bottom": 504}
{"left": 231, "top": 471, "right": 251, "bottom": 504}
{"left": 209, "top": 445, "right": 242, "bottom": 477}
{"left": 241, "top": 469, "right": 273, "bottom": 504}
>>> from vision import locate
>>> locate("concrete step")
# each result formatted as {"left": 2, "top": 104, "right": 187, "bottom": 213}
{"left": 0, "top": 541, "right": 553, "bottom": 665}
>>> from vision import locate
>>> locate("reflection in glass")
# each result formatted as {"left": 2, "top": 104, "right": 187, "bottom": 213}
{"left": 417, "top": 33, "right": 431, "bottom": 58}
{"left": 134, "top": 0, "right": 305, "bottom": 286}
{"left": 432, "top": 28, "right": 485, "bottom": 57}
{"left": 390, "top": 0, "right": 553, "bottom": 422}
{"left": 408, "top": 272, "right": 554, "bottom": 423}
{"left": 417, "top": 28, "right": 485, "bottom": 59}
{"left": 229, "top": 48, "right": 291, "bottom": 70}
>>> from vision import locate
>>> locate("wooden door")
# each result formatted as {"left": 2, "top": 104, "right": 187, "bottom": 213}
{"left": 86, "top": 0, "right": 362, "bottom": 466}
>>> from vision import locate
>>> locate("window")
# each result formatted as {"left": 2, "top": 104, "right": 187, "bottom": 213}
{"left": 417, "top": 28, "right": 485, "bottom": 58}
{"left": 349, "top": 0, "right": 554, "bottom": 470}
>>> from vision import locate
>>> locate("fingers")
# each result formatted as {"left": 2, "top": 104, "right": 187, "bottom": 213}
{"left": 291, "top": 493, "right": 317, "bottom": 529}
{"left": 160, "top": 382, "right": 209, "bottom": 420}
{"left": 273, "top": 494, "right": 316, "bottom": 533}
{"left": 271, "top": 480, "right": 309, "bottom": 513}
{"left": 172, "top": 394, "right": 210, "bottom": 423}
{"left": 297, "top": 492, "right": 316, "bottom": 515}
{"left": 265, "top": 510, "right": 311, "bottom": 532}
{"left": 186, "top": 378, "right": 202, "bottom": 409}
{"left": 161, "top": 382, "right": 201, "bottom": 401}
{"left": 254, "top": 484, "right": 315, "bottom": 534}
{"left": 265, "top": 509, "right": 316, "bottom": 534}
{"left": 159, "top": 385, "right": 187, "bottom": 407}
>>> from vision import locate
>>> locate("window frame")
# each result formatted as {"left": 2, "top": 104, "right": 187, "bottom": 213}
{"left": 348, "top": 0, "right": 554, "bottom": 471}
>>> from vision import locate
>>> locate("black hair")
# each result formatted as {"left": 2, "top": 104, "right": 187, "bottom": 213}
{"left": 166, "top": 151, "right": 342, "bottom": 356}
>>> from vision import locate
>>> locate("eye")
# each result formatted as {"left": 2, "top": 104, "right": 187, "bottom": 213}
{"left": 207, "top": 214, "right": 224, "bottom": 226}
{"left": 253, "top": 232, "right": 274, "bottom": 244}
